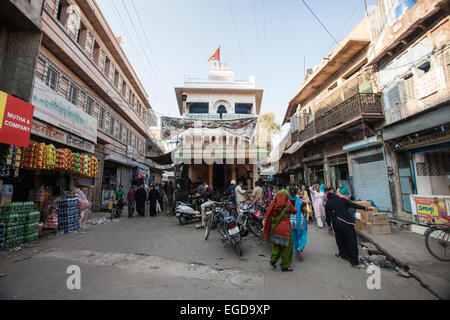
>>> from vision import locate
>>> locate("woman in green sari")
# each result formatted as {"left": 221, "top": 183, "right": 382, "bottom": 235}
{"left": 337, "top": 182, "right": 350, "bottom": 200}
{"left": 262, "top": 190, "right": 297, "bottom": 272}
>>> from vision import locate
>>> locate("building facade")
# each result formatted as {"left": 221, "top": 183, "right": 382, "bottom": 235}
{"left": 30, "top": 0, "right": 160, "bottom": 210}
{"left": 367, "top": 0, "right": 449, "bottom": 220}
{"left": 173, "top": 63, "right": 263, "bottom": 192}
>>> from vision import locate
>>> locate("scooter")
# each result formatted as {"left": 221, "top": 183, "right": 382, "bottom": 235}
{"left": 175, "top": 195, "right": 205, "bottom": 225}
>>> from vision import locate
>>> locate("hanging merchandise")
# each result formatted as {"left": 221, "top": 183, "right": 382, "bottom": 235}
{"left": 0, "top": 144, "right": 22, "bottom": 178}
{"left": 88, "top": 156, "right": 99, "bottom": 178}
{"left": 0, "top": 202, "right": 39, "bottom": 251}
{"left": 81, "top": 154, "right": 89, "bottom": 177}
{"left": 44, "top": 144, "right": 56, "bottom": 170}
{"left": 55, "top": 148, "right": 73, "bottom": 171}
{"left": 70, "top": 153, "right": 81, "bottom": 175}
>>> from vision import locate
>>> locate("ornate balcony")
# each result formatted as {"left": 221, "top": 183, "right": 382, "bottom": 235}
{"left": 297, "top": 93, "right": 384, "bottom": 143}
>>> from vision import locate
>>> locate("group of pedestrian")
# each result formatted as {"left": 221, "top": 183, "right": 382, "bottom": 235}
{"left": 119, "top": 181, "right": 175, "bottom": 218}
{"left": 261, "top": 180, "right": 372, "bottom": 271}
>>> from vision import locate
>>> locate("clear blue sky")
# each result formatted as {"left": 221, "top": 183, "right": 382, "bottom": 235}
{"left": 97, "top": 0, "right": 379, "bottom": 125}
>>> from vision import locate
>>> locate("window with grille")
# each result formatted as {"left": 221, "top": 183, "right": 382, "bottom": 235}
{"left": 110, "top": 117, "right": 115, "bottom": 135}
{"left": 353, "top": 153, "right": 384, "bottom": 164}
{"left": 69, "top": 85, "right": 78, "bottom": 105}
{"left": 86, "top": 97, "right": 93, "bottom": 115}
{"left": 99, "top": 108, "right": 105, "bottom": 129}
{"left": 46, "top": 68, "right": 58, "bottom": 91}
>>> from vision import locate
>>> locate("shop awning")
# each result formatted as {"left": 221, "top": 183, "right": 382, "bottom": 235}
{"left": 343, "top": 136, "right": 382, "bottom": 153}
{"left": 283, "top": 141, "right": 305, "bottom": 155}
{"left": 133, "top": 161, "right": 150, "bottom": 171}
{"left": 148, "top": 151, "right": 174, "bottom": 166}
{"left": 105, "top": 154, "right": 133, "bottom": 167}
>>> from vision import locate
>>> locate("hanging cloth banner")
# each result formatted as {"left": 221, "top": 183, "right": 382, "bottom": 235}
{"left": 161, "top": 116, "right": 258, "bottom": 140}
{"left": 0, "top": 90, "right": 35, "bottom": 148}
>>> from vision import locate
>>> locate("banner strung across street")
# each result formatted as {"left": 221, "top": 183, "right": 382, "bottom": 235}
{"left": 161, "top": 116, "right": 258, "bottom": 140}
{"left": 0, "top": 90, "right": 35, "bottom": 148}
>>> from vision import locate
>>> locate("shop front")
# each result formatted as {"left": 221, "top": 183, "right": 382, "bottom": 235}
{"left": 343, "top": 136, "right": 392, "bottom": 212}
{"left": 102, "top": 154, "right": 133, "bottom": 207}
{"left": 386, "top": 124, "right": 450, "bottom": 221}
{"left": 327, "top": 154, "right": 350, "bottom": 194}
{"left": 303, "top": 154, "right": 325, "bottom": 186}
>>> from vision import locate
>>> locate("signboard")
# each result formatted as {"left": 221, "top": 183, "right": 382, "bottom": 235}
{"left": 161, "top": 116, "right": 258, "bottom": 140}
{"left": 31, "top": 119, "right": 95, "bottom": 153}
{"left": 32, "top": 79, "right": 97, "bottom": 143}
{"left": 0, "top": 90, "right": 34, "bottom": 148}
{"left": 414, "top": 67, "right": 446, "bottom": 100}
{"left": 398, "top": 127, "right": 450, "bottom": 150}
{"left": 410, "top": 195, "right": 450, "bottom": 225}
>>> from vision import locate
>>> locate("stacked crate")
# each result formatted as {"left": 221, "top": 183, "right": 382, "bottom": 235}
{"left": 355, "top": 201, "right": 391, "bottom": 235}
{"left": 0, "top": 202, "right": 40, "bottom": 250}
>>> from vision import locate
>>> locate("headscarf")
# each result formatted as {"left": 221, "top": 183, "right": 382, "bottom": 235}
{"left": 320, "top": 184, "right": 326, "bottom": 193}
{"left": 262, "top": 190, "right": 292, "bottom": 241}
{"left": 338, "top": 184, "right": 349, "bottom": 196}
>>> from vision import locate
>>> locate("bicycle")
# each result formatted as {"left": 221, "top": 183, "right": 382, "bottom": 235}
{"left": 110, "top": 200, "right": 123, "bottom": 220}
{"left": 425, "top": 224, "right": 450, "bottom": 262}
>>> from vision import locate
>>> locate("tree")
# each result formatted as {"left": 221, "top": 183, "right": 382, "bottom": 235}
{"left": 257, "top": 112, "right": 281, "bottom": 152}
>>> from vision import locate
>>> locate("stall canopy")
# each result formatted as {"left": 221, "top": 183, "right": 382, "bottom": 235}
{"left": 148, "top": 151, "right": 173, "bottom": 166}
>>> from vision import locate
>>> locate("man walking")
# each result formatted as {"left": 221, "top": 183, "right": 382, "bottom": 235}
{"left": 127, "top": 186, "right": 136, "bottom": 218}
{"left": 235, "top": 180, "right": 246, "bottom": 217}
{"left": 325, "top": 187, "right": 372, "bottom": 268}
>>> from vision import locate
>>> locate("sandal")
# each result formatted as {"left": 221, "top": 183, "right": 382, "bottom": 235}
{"left": 281, "top": 267, "right": 294, "bottom": 272}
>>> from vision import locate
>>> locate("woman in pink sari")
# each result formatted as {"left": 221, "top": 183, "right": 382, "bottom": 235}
{"left": 309, "top": 184, "right": 326, "bottom": 228}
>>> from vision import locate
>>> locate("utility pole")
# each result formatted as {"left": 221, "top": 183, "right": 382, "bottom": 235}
{"left": 363, "top": 0, "right": 368, "bottom": 16}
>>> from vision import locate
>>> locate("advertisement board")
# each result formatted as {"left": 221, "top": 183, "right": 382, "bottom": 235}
{"left": 32, "top": 79, "right": 97, "bottom": 143}
{"left": 0, "top": 90, "right": 35, "bottom": 148}
{"left": 410, "top": 195, "right": 450, "bottom": 225}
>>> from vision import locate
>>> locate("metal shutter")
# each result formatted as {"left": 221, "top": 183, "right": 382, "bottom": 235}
{"left": 350, "top": 146, "right": 392, "bottom": 212}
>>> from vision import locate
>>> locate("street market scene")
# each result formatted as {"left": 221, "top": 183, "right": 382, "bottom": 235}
{"left": 0, "top": 0, "right": 449, "bottom": 302}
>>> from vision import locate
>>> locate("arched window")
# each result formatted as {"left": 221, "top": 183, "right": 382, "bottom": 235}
{"left": 217, "top": 105, "right": 227, "bottom": 119}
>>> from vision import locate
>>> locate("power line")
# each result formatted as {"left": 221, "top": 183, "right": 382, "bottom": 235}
{"left": 301, "top": 0, "right": 340, "bottom": 46}
{"left": 129, "top": 0, "right": 175, "bottom": 109}
{"left": 109, "top": 0, "right": 163, "bottom": 106}
{"left": 119, "top": 0, "right": 173, "bottom": 109}
{"left": 228, "top": 0, "right": 247, "bottom": 74}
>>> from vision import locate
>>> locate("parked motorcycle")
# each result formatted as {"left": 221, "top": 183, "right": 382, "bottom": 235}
{"left": 175, "top": 195, "right": 205, "bottom": 225}
{"left": 238, "top": 201, "right": 265, "bottom": 237}
{"left": 204, "top": 199, "right": 244, "bottom": 257}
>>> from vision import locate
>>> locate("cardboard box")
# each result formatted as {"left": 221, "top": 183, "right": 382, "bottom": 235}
{"left": 368, "top": 223, "right": 391, "bottom": 235}
{"left": 357, "top": 210, "right": 369, "bottom": 223}
{"left": 355, "top": 201, "right": 372, "bottom": 207}
{"left": 0, "top": 195, "right": 12, "bottom": 208}
{"left": 355, "top": 219, "right": 368, "bottom": 232}
{"left": 369, "top": 213, "right": 389, "bottom": 225}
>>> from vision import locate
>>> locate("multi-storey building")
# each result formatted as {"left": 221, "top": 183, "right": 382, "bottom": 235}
{"left": 172, "top": 63, "right": 263, "bottom": 192}
{"left": 367, "top": 0, "right": 449, "bottom": 221}
{"left": 29, "top": 0, "right": 161, "bottom": 210}
{"left": 282, "top": 15, "right": 392, "bottom": 212}
{"left": 0, "top": 0, "right": 44, "bottom": 103}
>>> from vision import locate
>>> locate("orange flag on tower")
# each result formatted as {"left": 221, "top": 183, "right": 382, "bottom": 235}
{"left": 208, "top": 47, "right": 220, "bottom": 62}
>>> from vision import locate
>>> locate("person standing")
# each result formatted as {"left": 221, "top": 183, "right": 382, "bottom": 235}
{"left": 235, "top": 180, "right": 246, "bottom": 217}
{"left": 298, "top": 185, "right": 313, "bottom": 223}
{"left": 196, "top": 184, "right": 215, "bottom": 229}
{"left": 310, "top": 184, "right": 326, "bottom": 228}
{"left": 158, "top": 184, "right": 165, "bottom": 213}
{"left": 127, "top": 187, "right": 136, "bottom": 218}
{"left": 148, "top": 185, "right": 159, "bottom": 217}
{"left": 289, "top": 186, "right": 308, "bottom": 259}
{"left": 262, "top": 190, "right": 297, "bottom": 272}
{"left": 265, "top": 184, "right": 274, "bottom": 204}
{"left": 134, "top": 184, "right": 147, "bottom": 217}
{"left": 325, "top": 187, "right": 371, "bottom": 268}
{"left": 251, "top": 181, "right": 264, "bottom": 204}
{"left": 337, "top": 182, "right": 350, "bottom": 200}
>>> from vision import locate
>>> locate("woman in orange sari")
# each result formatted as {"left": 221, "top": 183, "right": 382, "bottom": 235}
{"left": 262, "top": 190, "right": 297, "bottom": 272}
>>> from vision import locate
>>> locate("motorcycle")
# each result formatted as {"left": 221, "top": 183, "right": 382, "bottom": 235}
{"left": 110, "top": 199, "right": 123, "bottom": 220}
{"left": 238, "top": 201, "right": 265, "bottom": 237}
{"left": 204, "top": 198, "right": 244, "bottom": 257}
{"left": 175, "top": 195, "right": 205, "bottom": 225}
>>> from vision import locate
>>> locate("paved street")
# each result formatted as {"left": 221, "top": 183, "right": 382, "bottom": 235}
{"left": 0, "top": 209, "right": 436, "bottom": 300}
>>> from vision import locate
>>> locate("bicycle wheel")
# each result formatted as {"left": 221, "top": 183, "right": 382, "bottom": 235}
{"left": 425, "top": 227, "right": 450, "bottom": 262}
